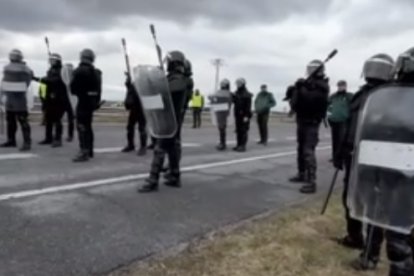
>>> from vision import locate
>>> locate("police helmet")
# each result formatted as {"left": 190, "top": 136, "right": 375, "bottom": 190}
{"left": 80, "top": 48, "right": 95, "bottom": 64}
{"left": 9, "top": 49, "right": 23, "bottom": 62}
{"left": 220, "top": 78, "right": 230, "bottom": 89}
{"left": 306, "top": 59, "right": 324, "bottom": 77}
{"left": 235, "top": 78, "right": 246, "bottom": 89}
{"left": 362, "top": 53, "right": 394, "bottom": 82}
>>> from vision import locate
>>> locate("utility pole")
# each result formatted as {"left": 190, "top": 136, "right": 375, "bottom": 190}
{"left": 211, "top": 58, "right": 225, "bottom": 92}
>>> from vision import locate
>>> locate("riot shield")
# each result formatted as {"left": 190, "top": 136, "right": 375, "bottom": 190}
{"left": 26, "top": 82, "right": 35, "bottom": 111}
{"left": 348, "top": 84, "right": 414, "bottom": 234}
{"left": 209, "top": 91, "right": 233, "bottom": 127}
{"left": 61, "top": 63, "right": 76, "bottom": 111}
{"left": 132, "top": 65, "right": 177, "bottom": 138}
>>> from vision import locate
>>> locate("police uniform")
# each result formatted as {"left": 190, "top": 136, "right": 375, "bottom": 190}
{"left": 70, "top": 49, "right": 102, "bottom": 162}
{"left": 0, "top": 49, "right": 33, "bottom": 151}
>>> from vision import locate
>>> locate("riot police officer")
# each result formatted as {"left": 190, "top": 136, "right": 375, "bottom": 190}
{"left": 0, "top": 49, "right": 33, "bottom": 151}
{"left": 335, "top": 54, "right": 395, "bottom": 270}
{"left": 122, "top": 74, "right": 147, "bottom": 156}
{"left": 138, "top": 51, "right": 189, "bottom": 193}
{"left": 210, "top": 79, "right": 232, "bottom": 151}
{"left": 233, "top": 78, "right": 252, "bottom": 152}
{"left": 38, "top": 53, "right": 70, "bottom": 147}
{"left": 289, "top": 60, "right": 330, "bottom": 194}
{"left": 70, "top": 49, "right": 102, "bottom": 162}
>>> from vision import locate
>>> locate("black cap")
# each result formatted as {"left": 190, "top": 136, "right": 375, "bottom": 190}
{"left": 337, "top": 80, "right": 347, "bottom": 86}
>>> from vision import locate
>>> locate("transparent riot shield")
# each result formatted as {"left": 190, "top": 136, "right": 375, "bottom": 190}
{"left": 133, "top": 65, "right": 177, "bottom": 139}
{"left": 348, "top": 85, "right": 414, "bottom": 234}
{"left": 61, "top": 63, "right": 76, "bottom": 111}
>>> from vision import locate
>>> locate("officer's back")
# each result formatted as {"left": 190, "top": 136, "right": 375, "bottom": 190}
{"left": 71, "top": 61, "right": 101, "bottom": 111}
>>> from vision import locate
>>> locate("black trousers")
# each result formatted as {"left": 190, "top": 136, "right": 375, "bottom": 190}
{"left": 149, "top": 135, "right": 181, "bottom": 183}
{"left": 387, "top": 231, "right": 414, "bottom": 275}
{"left": 126, "top": 108, "right": 147, "bottom": 149}
{"left": 329, "top": 121, "right": 346, "bottom": 161}
{"left": 257, "top": 112, "right": 269, "bottom": 143}
{"left": 66, "top": 104, "right": 75, "bottom": 139}
{"left": 44, "top": 106, "right": 65, "bottom": 142}
{"left": 296, "top": 120, "right": 320, "bottom": 180}
{"left": 6, "top": 111, "right": 31, "bottom": 145}
{"left": 235, "top": 117, "right": 250, "bottom": 147}
{"left": 193, "top": 108, "right": 202, "bottom": 128}
{"left": 343, "top": 152, "right": 384, "bottom": 260}
{"left": 76, "top": 109, "right": 94, "bottom": 155}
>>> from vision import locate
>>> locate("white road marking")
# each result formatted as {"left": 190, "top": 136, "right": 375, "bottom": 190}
{"left": 0, "top": 153, "right": 37, "bottom": 161}
{"left": 286, "top": 135, "right": 331, "bottom": 141}
{"left": 0, "top": 146, "right": 331, "bottom": 202}
{"left": 227, "top": 138, "right": 276, "bottom": 144}
{"left": 95, "top": 143, "right": 202, "bottom": 153}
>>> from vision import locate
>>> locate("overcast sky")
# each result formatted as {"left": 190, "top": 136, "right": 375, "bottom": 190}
{"left": 0, "top": 0, "right": 413, "bottom": 111}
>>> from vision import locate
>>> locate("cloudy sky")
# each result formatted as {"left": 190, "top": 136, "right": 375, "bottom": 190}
{"left": 0, "top": 0, "right": 413, "bottom": 111}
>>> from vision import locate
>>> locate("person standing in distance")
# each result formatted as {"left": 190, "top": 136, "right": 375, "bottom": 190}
{"left": 191, "top": 89, "right": 204, "bottom": 128}
{"left": 139, "top": 51, "right": 189, "bottom": 193}
{"left": 0, "top": 49, "right": 33, "bottom": 151}
{"left": 327, "top": 80, "right": 352, "bottom": 162}
{"left": 289, "top": 59, "right": 329, "bottom": 194}
{"left": 232, "top": 78, "right": 253, "bottom": 152}
{"left": 70, "top": 49, "right": 102, "bottom": 162}
{"left": 121, "top": 73, "right": 147, "bottom": 156}
{"left": 209, "top": 79, "right": 233, "bottom": 151}
{"left": 254, "top": 84, "right": 276, "bottom": 145}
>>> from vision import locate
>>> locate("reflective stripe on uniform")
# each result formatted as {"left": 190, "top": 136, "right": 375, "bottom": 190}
{"left": 1, "top": 81, "right": 27, "bottom": 92}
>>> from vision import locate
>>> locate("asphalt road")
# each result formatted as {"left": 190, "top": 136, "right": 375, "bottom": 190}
{"left": 0, "top": 120, "right": 335, "bottom": 276}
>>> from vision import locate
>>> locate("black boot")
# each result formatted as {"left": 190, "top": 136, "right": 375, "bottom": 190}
{"left": 89, "top": 148, "right": 94, "bottom": 158}
{"left": 138, "top": 178, "right": 159, "bottom": 193}
{"left": 350, "top": 253, "right": 378, "bottom": 271}
{"left": 73, "top": 151, "right": 90, "bottom": 162}
{"left": 66, "top": 136, "right": 73, "bottom": 142}
{"left": 121, "top": 145, "right": 135, "bottom": 153}
{"left": 300, "top": 170, "right": 317, "bottom": 194}
{"left": 0, "top": 141, "right": 16, "bottom": 148}
{"left": 52, "top": 140, "right": 62, "bottom": 148}
{"left": 216, "top": 143, "right": 226, "bottom": 151}
{"left": 20, "top": 143, "right": 31, "bottom": 152}
{"left": 234, "top": 145, "right": 246, "bottom": 152}
{"left": 38, "top": 140, "right": 52, "bottom": 145}
{"left": 164, "top": 172, "right": 181, "bottom": 188}
{"left": 137, "top": 147, "right": 146, "bottom": 156}
{"left": 289, "top": 172, "right": 306, "bottom": 183}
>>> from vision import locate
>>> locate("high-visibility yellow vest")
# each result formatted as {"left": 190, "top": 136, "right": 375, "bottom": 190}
{"left": 192, "top": 94, "right": 203, "bottom": 108}
{"left": 39, "top": 83, "right": 47, "bottom": 99}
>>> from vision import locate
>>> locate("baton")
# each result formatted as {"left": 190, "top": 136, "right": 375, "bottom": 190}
{"left": 321, "top": 169, "right": 340, "bottom": 215}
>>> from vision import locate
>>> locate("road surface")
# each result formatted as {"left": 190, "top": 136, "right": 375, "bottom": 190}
{"left": 0, "top": 121, "right": 335, "bottom": 276}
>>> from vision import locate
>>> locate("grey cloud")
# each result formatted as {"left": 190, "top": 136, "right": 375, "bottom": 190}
{"left": 342, "top": 0, "right": 414, "bottom": 39}
{"left": 0, "top": 0, "right": 333, "bottom": 32}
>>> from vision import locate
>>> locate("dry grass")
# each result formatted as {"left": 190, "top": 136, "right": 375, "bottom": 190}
{"left": 111, "top": 198, "right": 388, "bottom": 276}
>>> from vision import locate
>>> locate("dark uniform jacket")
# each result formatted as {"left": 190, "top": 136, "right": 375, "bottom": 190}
{"left": 70, "top": 62, "right": 102, "bottom": 111}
